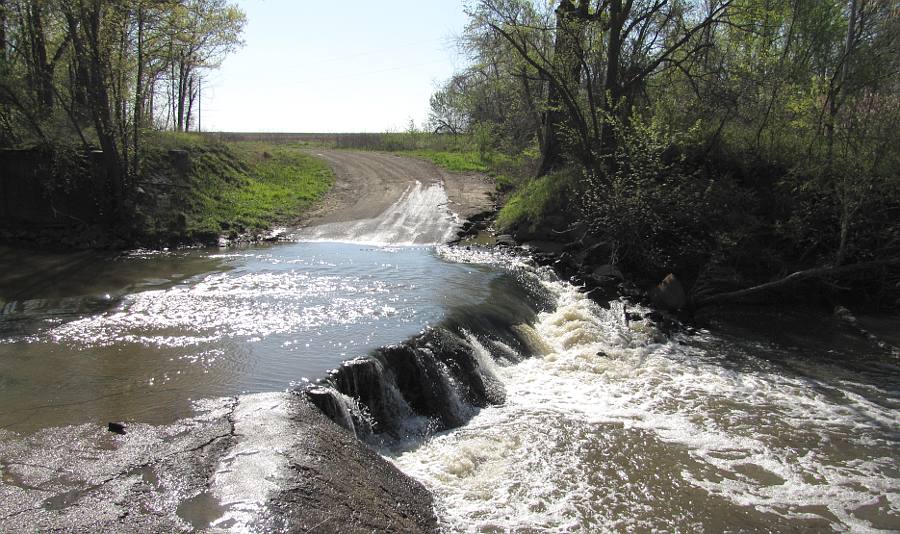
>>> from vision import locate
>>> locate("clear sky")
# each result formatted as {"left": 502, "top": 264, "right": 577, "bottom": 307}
{"left": 201, "top": 0, "right": 471, "bottom": 133}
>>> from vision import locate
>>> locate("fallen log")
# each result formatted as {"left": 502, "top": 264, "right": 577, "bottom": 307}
{"left": 692, "top": 258, "right": 900, "bottom": 308}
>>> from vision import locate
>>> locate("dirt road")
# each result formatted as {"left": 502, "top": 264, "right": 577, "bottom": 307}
{"left": 301, "top": 150, "right": 495, "bottom": 225}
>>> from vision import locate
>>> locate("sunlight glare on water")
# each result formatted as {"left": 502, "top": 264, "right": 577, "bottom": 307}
{"left": 0, "top": 242, "right": 501, "bottom": 433}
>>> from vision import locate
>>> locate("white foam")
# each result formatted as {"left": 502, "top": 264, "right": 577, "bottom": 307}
{"left": 388, "top": 267, "right": 900, "bottom": 532}
{"left": 295, "top": 181, "right": 460, "bottom": 246}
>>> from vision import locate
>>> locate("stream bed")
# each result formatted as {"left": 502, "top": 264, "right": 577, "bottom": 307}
{"left": 1, "top": 180, "right": 898, "bottom": 532}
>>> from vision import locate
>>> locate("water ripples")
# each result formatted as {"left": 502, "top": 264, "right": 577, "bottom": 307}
{"left": 390, "top": 257, "right": 900, "bottom": 533}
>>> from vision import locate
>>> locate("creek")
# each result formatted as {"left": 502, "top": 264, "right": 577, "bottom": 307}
{"left": 0, "top": 180, "right": 897, "bottom": 532}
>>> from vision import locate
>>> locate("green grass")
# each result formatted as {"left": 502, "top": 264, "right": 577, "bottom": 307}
{"left": 400, "top": 149, "right": 523, "bottom": 175}
{"left": 138, "top": 134, "right": 333, "bottom": 243}
{"left": 402, "top": 150, "right": 490, "bottom": 173}
{"left": 496, "top": 169, "right": 577, "bottom": 231}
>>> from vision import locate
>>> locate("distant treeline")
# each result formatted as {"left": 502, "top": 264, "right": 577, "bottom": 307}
{"left": 205, "top": 132, "right": 474, "bottom": 153}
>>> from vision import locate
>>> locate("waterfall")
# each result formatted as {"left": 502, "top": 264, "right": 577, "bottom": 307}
{"left": 302, "top": 318, "right": 541, "bottom": 441}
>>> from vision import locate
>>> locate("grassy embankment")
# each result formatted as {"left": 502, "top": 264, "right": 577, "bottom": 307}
{"left": 137, "top": 133, "right": 333, "bottom": 245}
{"left": 194, "top": 130, "right": 563, "bottom": 240}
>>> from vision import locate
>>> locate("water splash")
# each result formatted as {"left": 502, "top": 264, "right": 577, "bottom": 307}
{"left": 385, "top": 254, "right": 900, "bottom": 532}
{"left": 294, "top": 181, "right": 460, "bottom": 246}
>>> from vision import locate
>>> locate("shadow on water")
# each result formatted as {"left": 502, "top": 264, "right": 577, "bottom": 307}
{"left": 0, "top": 246, "right": 232, "bottom": 331}
{"left": 689, "top": 305, "right": 900, "bottom": 437}
{"left": 0, "top": 245, "right": 230, "bottom": 301}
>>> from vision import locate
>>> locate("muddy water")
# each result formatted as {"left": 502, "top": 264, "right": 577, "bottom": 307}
{"left": 0, "top": 243, "right": 503, "bottom": 433}
{"left": 1, "top": 222, "right": 898, "bottom": 530}
{"left": 386, "top": 252, "right": 900, "bottom": 533}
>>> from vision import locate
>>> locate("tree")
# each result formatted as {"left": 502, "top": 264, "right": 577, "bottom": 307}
{"left": 471, "top": 0, "right": 734, "bottom": 175}
{"left": 428, "top": 75, "right": 469, "bottom": 134}
{"left": 0, "top": 0, "right": 245, "bottom": 222}
{"left": 164, "top": 0, "right": 244, "bottom": 131}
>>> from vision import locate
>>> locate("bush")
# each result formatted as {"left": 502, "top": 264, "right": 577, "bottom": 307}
{"left": 580, "top": 117, "right": 759, "bottom": 276}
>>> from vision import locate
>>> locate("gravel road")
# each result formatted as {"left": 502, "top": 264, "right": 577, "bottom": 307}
{"left": 301, "top": 150, "right": 495, "bottom": 225}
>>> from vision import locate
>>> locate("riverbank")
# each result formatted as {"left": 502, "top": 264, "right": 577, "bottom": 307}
{"left": 0, "top": 135, "right": 504, "bottom": 251}
{"left": 451, "top": 210, "right": 900, "bottom": 358}
{"left": 0, "top": 134, "right": 334, "bottom": 250}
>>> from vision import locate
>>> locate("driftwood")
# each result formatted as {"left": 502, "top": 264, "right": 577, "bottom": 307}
{"left": 692, "top": 258, "right": 900, "bottom": 308}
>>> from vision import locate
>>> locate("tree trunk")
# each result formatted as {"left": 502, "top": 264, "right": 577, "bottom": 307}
{"left": 826, "top": 0, "right": 859, "bottom": 163}
{"left": 599, "top": 0, "right": 626, "bottom": 157}
{"left": 65, "top": 3, "right": 125, "bottom": 219}
{"left": 692, "top": 259, "right": 900, "bottom": 308}
{"left": 519, "top": 67, "right": 544, "bottom": 151}
{"left": 28, "top": 3, "right": 54, "bottom": 115}
{"left": 133, "top": 4, "right": 144, "bottom": 174}
{"left": 176, "top": 57, "right": 189, "bottom": 132}
{"left": 836, "top": 201, "right": 852, "bottom": 266}
{"left": 537, "top": 0, "right": 584, "bottom": 177}
{"left": 185, "top": 74, "right": 195, "bottom": 131}
{"left": 0, "top": 0, "right": 7, "bottom": 63}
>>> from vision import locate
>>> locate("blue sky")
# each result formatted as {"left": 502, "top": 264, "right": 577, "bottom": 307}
{"left": 201, "top": 0, "right": 470, "bottom": 133}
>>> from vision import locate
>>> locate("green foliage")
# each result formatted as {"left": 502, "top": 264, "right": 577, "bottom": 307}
{"left": 580, "top": 117, "right": 762, "bottom": 276}
{"left": 445, "top": 0, "right": 900, "bottom": 302}
{"left": 472, "top": 122, "right": 494, "bottom": 164}
{"left": 137, "top": 135, "right": 332, "bottom": 242}
{"left": 496, "top": 168, "right": 577, "bottom": 232}
{"left": 0, "top": 0, "right": 246, "bottom": 213}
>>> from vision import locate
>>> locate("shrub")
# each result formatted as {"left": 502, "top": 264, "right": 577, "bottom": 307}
{"left": 580, "top": 117, "right": 758, "bottom": 276}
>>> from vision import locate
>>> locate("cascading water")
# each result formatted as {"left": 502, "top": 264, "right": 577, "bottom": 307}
{"left": 2, "top": 173, "right": 898, "bottom": 532}
{"left": 293, "top": 180, "right": 461, "bottom": 246}
{"left": 290, "top": 229, "right": 898, "bottom": 531}
{"left": 370, "top": 251, "right": 900, "bottom": 533}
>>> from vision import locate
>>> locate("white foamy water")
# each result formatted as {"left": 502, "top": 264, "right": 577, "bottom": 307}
{"left": 294, "top": 180, "right": 460, "bottom": 246}
{"left": 389, "top": 265, "right": 900, "bottom": 532}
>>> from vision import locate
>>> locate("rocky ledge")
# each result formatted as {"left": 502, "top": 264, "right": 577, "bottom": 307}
{"left": 0, "top": 393, "right": 437, "bottom": 533}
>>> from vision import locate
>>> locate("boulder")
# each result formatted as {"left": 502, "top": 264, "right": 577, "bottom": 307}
{"left": 495, "top": 234, "right": 517, "bottom": 247}
{"left": 651, "top": 273, "right": 687, "bottom": 311}
{"left": 107, "top": 422, "right": 126, "bottom": 435}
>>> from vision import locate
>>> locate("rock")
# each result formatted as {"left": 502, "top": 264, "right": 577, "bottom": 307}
{"left": 572, "top": 240, "right": 612, "bottom": 265}
{"left": 107, "top": 422, "right": 126, "bottom": 435}
{"left": 5, "top": 395, "right": 438, "bottom": 534}
{"left": 592, "top": 264, "right": 624, "bottom": 280}
{"left": 522, "top": 240, "right": 566, "bottom": 255}
{"left": 586, "top": 264, "right": 624, "bottom": 289}
{"left": 834, "top": 306, "right": 855, "bottom": 323}
{"left": 532, "top": 252, "right": 556, "bottom": 266}
{"left": 495, "top": 234, "right": 517, "bottom": 247}
{"left": 651, "top": 273, "right": 687, "bottom": 311}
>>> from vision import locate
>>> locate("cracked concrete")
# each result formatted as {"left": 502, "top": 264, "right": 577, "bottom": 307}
{"left": 0, "top": 393, "right": 436, "bottom": 532}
